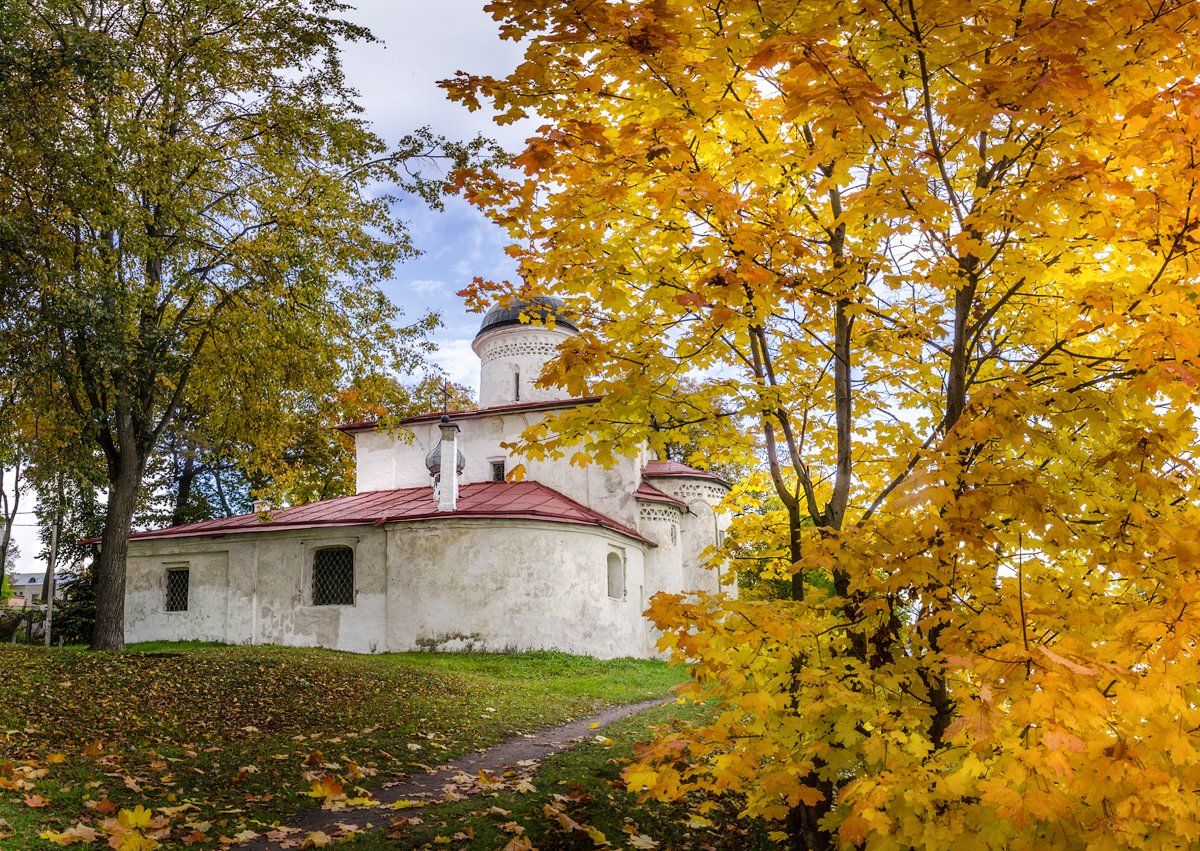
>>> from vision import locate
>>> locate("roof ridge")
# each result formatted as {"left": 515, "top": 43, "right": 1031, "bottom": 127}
{"left": 634, "top": 481, "right": 687, "bottom": 507}
{"left": 123, "top": 479, "right": 653, "bottom": 547}
{"left": 642, "top": 458, "right": 731, "bottom": 487}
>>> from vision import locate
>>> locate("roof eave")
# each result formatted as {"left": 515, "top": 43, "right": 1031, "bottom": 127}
{"left": 641, "top": 470, "right": 733, "bottom": 489}
{"left": 125, "top": 512, "right": 654, "bottom": 548}
{"left": 335, "top": 396, "right": 602, "bottom": 433}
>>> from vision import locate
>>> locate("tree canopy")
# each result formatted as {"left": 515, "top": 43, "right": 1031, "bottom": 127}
{"left": 447, "top": 0, "right": 1200, "bottom": 846}
{"left": 0, "top": 0, "right": 486, "bottom": 649}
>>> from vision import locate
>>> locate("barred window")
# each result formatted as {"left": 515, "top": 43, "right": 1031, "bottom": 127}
{"left": 165, "top": 567, "right": 190, "bottom": 612}
{"left": 312, "top": 546, "right": 354, "bottom": 606}
{"left": 490, "top": 459, "right": 506, "bottom": 482}
{"left": 607, "top": 552, "right": 625, "bottom": 600}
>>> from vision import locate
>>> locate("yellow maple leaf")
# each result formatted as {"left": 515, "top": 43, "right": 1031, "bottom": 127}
{"left": 117, "top": 806, "right": 153, "bottom": 831}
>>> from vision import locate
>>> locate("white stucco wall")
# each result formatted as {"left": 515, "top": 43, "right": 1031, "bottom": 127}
{"left": 643, "top": 477, "right": 734, "bottom": 595}
{"left": 125, "top": 527, "right": 390, "bottom": 653}
{"left": 126, "top": 546, "right": 235, "bottom": 644}
{"left": 384, "top": 519, "right": 647, "bottom": 658}
{"left": 473, "top": 325, "right": 577, "bottom": 408}
{"left": 636, "top": 501, "right": 686, "bottom": 655}
{"left": 637, "top": 502, "right": 685, "bottom": 600}
{"left": 125, "top": 519, "right": 653, "bottom": 659}
{"left": 354, "top": 413, "right": 645, "bottom": 528}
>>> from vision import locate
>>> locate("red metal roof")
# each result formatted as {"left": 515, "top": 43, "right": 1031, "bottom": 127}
{"left": 336, "top": 397, "right": 601, "bottom": 433}
{"left": 126, "top": 481, "right": 652, "bottom": 546}
{"left": 642, "top": 459, "right": 730, "bottom": 486}
{"left": 633, "top": 481, "right": 687, "bottom": 507}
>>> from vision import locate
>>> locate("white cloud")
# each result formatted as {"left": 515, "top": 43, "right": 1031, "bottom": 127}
{"left": 340, "top": 0, "right": 534, "bottom": 151}
{"left": 408, "top": 278, "right": 447, "bottom": 295}
{"left": 430, "top": 337, "right": 481, "bottom": 393}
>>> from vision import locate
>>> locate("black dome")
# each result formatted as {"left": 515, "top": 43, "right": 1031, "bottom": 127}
{"left": 425, "top": 441, "right": 466, "bottom": 475}
{"left": 475, "top": 296, "right": 578, "bottom": 339}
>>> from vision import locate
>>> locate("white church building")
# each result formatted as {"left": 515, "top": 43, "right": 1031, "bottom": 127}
{"left": 122, "top": 298, "right": 732, "bottom": 658}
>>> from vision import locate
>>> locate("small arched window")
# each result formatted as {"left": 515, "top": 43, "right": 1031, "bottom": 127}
{"left": 312, "top": 546, "right": 354, "bottom": 606}
{"left": 607, "top": 552, "right": 625, "bottom": 600}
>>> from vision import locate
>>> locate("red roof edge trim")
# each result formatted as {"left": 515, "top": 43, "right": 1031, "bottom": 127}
{"left": 633, "top": 481, "right": 687, "bottom": 508}
{"left": 119, "top": 481, "right": 654, "bottom": 548}
{"left": 381, "top": 512, "right": 654, "bottom": 547}
{"left": 642, "top": 459, "right": 732, "bottom": 488}
{"left": 121, "top": 519, "right": 383, "bottom": 542}
{"left": 335, "top": 396, "right": 602, "bottom": 433}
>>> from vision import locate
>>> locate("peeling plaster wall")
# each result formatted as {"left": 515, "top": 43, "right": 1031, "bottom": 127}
{"left": 385, "top": 519, "right": 648, "bottom": 659}
{"left": 644, "top": 477, "right": 735, "bottom": 597}
{"left": 125, "top": 527, "right": 389, "bottom": 653}
{"left": 125, "top": 547, "right": 237, "bottom": 644}
{"left": 636, "top": 502, "right": 686, "bottom": 656}
{"left": 252, "top": 529, "right": 389, "bottom": 653}
{"left": 125, "top": 520, "right": 653, "bottom": 659}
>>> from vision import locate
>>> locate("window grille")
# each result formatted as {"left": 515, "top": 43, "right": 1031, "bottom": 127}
{"left": 491, "top": 460, "right": 506, "bottom": 482}
{"left": 165, "top": 568, "right": 190, "bottom": 612}
{"left": 312, "top": 546, "right": 354, "bottom": 606}
{"left": 607, "top": 552, "right": 625, "bottom": 600}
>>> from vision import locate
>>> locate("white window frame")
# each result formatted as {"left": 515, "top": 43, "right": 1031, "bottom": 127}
{"left": 489, "top": 457, "right": 507, "bottom": 482}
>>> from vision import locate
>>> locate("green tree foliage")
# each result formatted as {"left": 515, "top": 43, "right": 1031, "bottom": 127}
{"left": 33, "top": 473, "right": 105, "bottom": 645}
{"left": 0, "top": 0, "right": 491, "bottom": 649}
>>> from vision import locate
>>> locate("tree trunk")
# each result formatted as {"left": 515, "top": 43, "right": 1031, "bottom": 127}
{"left": 0, "top": 457, "right": 22, "bottom": 574}
{"left": 788, "top": 501, "right": 804, "bottom": 602}
{"left": 172, "top": 451, "right": 196, "bottom": 526}
{"left": 214, "top": 466, "right": 232, "bottom": 516}
{"left": 787, "top": 801, "right": 835, "bottom": 851}
{"left": 91, "top": 452, "right": 142, "bottom": 651}
{"left": 786, "top": 505, "right": 837, "bottom": 849}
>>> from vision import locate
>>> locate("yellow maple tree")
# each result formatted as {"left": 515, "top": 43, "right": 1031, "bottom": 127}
{"left": 446, "top": 0, "right": 1200, "bottom": 846}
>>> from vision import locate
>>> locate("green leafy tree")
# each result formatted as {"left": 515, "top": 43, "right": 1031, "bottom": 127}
{"left": 0, "top": 0, "right": 492, "bottom": 649}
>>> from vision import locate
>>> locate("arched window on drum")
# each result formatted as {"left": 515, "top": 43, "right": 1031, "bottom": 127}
{"left": 607, "top": 551, "right": 625, "bottom": 600}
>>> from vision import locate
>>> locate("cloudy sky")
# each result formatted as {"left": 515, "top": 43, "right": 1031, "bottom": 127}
{"left": 9, "top": 1, "right": 527, "bottom": 573}
{"left": 342, "top": 0, "right": 532, "bottom": 388}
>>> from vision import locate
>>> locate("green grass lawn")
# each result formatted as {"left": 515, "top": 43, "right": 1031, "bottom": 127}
{"left": 0, "top": 642, "right": 684, "bottom": 848}
{"left": 338, "top": 702, "right": 773, "bottom": 851}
